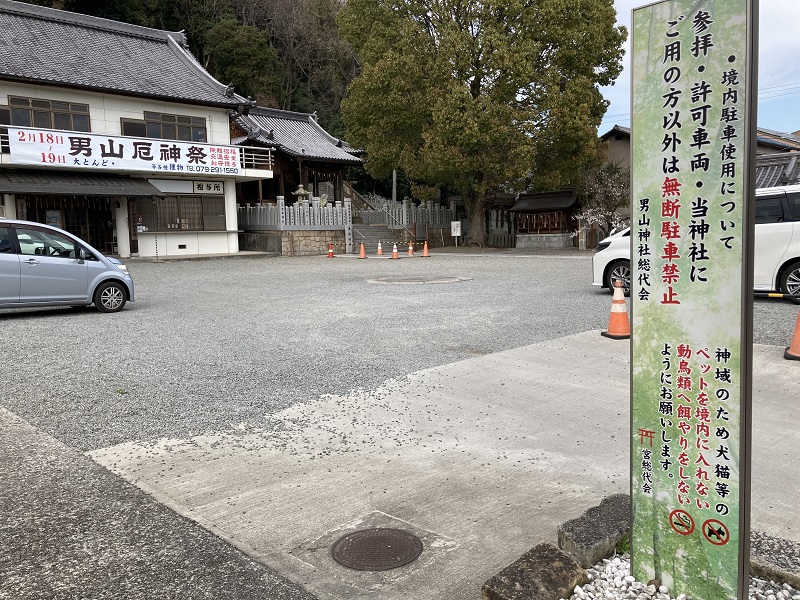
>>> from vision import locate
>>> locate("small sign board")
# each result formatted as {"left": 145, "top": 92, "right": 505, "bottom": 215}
{"left": 451, "top": 221, "right": 462, "bottom": 247}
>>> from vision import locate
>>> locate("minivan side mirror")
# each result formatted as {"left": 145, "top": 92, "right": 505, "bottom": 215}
{"left": 78, "top": 248, "right": 86, "bottom": 261}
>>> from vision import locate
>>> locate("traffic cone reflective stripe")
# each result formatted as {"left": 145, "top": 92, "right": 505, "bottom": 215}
{"left": 408, "top": 242, "right": 414, "bottom": 257}
{"left": 422, "top": 240, "right": 429, "bottom": 257}
{"left": 390, "top": 243, "right": 399, "bottom": 259}
{"left": 377, "top": 241, "right": 383, "bottom": 256}
{"left": 358, "top": 242, "right": 366, "bottom": 259}
{"left": 327, "top": 242, "right": 334, "bottom": 258}
{"left": 601, "top": 280, "right": 630, "bottom": 340}
{"left": 784, "top": 309, "right": 800, "bottom": 360}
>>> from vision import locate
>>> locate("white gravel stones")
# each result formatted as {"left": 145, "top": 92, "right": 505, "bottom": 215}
{"left": 563, "top": 555, "right": 799, "bottom": 600}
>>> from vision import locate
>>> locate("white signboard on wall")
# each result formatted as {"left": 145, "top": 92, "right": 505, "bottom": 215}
{"left": 8, "top": 127, "right": 242, "bottom": 176}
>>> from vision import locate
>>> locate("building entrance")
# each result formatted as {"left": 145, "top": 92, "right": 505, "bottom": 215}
{"left": 18, "top": 195, "right": 114, "bottom": 251}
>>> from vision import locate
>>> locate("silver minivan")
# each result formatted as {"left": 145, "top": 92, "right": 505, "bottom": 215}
{"left": 0, "top": 218, "right": 134, "bottom": 313}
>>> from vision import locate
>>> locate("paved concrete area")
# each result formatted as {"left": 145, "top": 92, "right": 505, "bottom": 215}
{"left": 3, "top": 253, "right": 799, "bottom": 599}
{"left": 82, "top": 332, "right": 800, "bottom": 600}
{"left": 0, "top": 408, "right": 316, "bottom": 600}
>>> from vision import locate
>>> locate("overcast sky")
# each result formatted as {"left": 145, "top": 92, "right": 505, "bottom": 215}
{"left": 600, "top": 0, "right": 800, "bottom": 135}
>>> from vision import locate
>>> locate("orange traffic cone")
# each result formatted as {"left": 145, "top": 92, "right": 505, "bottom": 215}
{"left": 784, "top": 310, "right": 800, "bottom": 360}
{"left": 358, "top": 242, "right": 366, "bottom": 259}
{"left": 601, "top": 279, "right": 630, "bottom": 339}
{"left": 327, "top": 242, "right": 334, "bottom": 258}
{"left": 422, "top": 240, "right": 430, "bottom": 257}
{"left": 408, "top": 242, "right": 414, "bottom": 257}
{"left": 377, "top": 241, "right": 383, "bottom": 256}
{"left": 390, "top": 243, "right": 399, "bottom": 259}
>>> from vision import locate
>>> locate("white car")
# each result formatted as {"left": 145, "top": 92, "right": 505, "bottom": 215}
{"left": 592, "top": 184, "right": 800, "bottom": 295}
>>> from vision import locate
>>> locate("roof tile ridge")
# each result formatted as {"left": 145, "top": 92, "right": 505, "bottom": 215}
{"left": 250, "top": 106, "right": 314, "bottom": 121}
{"left": 0, "top": 0, "right": 184, "bottom": 43}
{"left": 307, "top": 115, "right": 342, "bottom": 145}
{"left": 165, "top": 35, "right": 251, "bottom": 106}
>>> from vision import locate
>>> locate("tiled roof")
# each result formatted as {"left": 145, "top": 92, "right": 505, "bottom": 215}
{"left": 0, "top": 0, "right": 249, "bottom": 108}
{"left": 235, "top": 107, "right": 361, "bottom": 164}
{"left": 757, "top": 127, "right": 800, "bottom": 151}
{"left": 510, "top": 190, "right": 577, "bottom": 212}
{"left": 756, "top": 152, "right": 800, "bottom": 188}
{"left": 599, "top": 125, "right": 631, "bottom": 140}
{"left": 0, "top": 169, "right": 164, "bottom": 196}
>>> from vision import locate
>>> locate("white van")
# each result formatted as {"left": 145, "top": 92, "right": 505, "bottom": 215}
{"left": 592, "top": 184, "right": 800, "bottom": 295}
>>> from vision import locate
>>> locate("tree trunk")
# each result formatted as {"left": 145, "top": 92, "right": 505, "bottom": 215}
{"left": 463, "top": 186, "right": 489, "bottom": 247}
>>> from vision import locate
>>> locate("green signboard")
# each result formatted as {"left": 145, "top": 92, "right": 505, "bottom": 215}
{"left": 630, "top": 1, "right": 756, "bottom": 598}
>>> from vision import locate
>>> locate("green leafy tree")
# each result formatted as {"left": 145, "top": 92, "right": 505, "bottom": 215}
{"left": 339, "top": 0, "right": 626, "bottom": 245}
{"left": 232, "top": 0, "right": 356, "bottom": 131}
{"left": 205, "top": 19, "right": 282, "bottom": 104}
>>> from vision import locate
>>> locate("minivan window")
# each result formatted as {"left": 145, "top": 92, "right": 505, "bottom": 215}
{"left": 786, "top": 192, "right": 800, "bottom": 222}
{"left": 15, "top": 226, "right": 79, "bottom": 258}
{"left": 0, "top": 227, "right": 11, "bottom": 253}
{"left": 755, "top": 194, "right": 785, "bottom": 224}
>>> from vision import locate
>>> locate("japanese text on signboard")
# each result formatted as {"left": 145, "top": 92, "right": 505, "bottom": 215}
{"left": 8, "top": 127, "right": 242, "bottom": 176}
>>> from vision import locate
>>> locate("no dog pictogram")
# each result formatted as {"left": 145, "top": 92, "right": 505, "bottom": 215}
{"left": 669, "top": 509, "right": 694, "bottom": 535}
{"left": 702, "top": 519, "right": 729, "bottom": 546}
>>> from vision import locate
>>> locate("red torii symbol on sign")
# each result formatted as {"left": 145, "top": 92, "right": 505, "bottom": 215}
{"left": 638, "top": 428, "right": 656, "bottom": 446}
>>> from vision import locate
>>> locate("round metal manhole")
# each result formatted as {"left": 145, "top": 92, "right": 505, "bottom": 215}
{"left": 331, "top": 528, "right": 423, "bottom": 571}
{"left": 366, "top": 275, "right": 471, "bottom": 285}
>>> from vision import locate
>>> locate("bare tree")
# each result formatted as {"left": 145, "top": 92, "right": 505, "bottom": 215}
{"left": 574, "top": 161, "right": 631, "bottom": 239}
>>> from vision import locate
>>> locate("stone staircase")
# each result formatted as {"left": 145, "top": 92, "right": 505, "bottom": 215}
{"left": 351, "top": 223, "right": 401, "bottom": 254}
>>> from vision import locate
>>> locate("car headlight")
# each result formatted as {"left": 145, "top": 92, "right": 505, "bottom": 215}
{"left": 596, "top": 241, "right": 611, "bottom": 253}
{"left": 115, "top": 263, "right": 130, "bottom": 275}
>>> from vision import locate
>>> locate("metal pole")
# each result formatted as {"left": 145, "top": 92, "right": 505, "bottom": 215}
{"left": 152, "top": 200, "right": 160, "bottom": 262}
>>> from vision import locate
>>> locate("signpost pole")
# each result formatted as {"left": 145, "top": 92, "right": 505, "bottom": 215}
{"left": 630, "top": 1, "right": 757, "bottom": 598}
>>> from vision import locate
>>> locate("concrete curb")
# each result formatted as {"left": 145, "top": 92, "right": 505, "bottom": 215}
{"left": 481, "top": 495, "right": 629, "bottom": 600}
{"left": 558, "top": 494, "right": 630, "bottom": 569}
{"left": 482, "top": 494, "right": 800, "bottom": 600}
{"left": 481, "top": 543, "right": 588, "bottom": 600}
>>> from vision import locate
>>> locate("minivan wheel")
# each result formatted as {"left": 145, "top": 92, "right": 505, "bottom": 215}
{"left": 780, "top": 261, "right": 800, "bottom": 297}
{"left": 605, "top": 260, "right": 631, "bottom": 295}
{"left": 94, "top": 281, "right": 127, "bottom": 313}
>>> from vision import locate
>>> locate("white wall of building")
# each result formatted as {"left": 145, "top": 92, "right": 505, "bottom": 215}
{"left": 0, "top": 83, "right": 232, "bottom": 144}
{"left": 0, "top": 83, "right": 249, "bottom": 258}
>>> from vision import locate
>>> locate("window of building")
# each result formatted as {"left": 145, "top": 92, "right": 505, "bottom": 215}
{"left": 5, "top": 96, "right": 91, "bottom": 132}
{"left": 121, "top": 112, "right": 207, "bottom": 142}
{"left": 138, "top": 196, "right": 225, "bottom": 231}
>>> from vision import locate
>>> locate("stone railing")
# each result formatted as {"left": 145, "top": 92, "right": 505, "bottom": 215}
{"left": 238, "top": 196, "right": 352, "bottom": 231}
{"left": 358, "top": 198, "right": 456, "bottom": 230}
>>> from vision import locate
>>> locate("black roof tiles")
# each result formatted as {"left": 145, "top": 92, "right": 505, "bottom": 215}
{"left": 0, "top": 0, "right": 248, "bottom": 108}
{"left": 235, "top": 107, "right": 361, "bottom": 164}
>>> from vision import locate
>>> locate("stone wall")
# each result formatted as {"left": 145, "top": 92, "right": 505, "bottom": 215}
{"left": 238, "top": 230, "right": 346, "bottom": 256}
{"left": 239, "top": 232, "right": 281, "bottom": 253}
{"left": 516, "top": 233, "right": 574, "bottom": 249}
{"left": 283, "top": 230, "right": 346, "bottom": 256}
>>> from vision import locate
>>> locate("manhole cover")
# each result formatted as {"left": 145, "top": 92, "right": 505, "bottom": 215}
{"left": 331, "top": 528, "right": 423, "bottom": 571}
{"left": 366, "top": 275, "right": 471, "bottom": 285}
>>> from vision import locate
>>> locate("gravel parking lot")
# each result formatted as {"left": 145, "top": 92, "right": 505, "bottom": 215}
{"left": 1, "top": 251, "right": 797, "bottom": 451}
